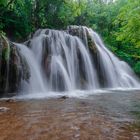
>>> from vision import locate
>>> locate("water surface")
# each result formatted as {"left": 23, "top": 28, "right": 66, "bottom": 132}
{"left": 0, "top": 90, "right": 140, "bottom": 140}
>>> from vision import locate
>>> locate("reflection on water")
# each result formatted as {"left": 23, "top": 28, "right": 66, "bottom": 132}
{"left": 0, "top": 91, "right": 140, "bottom": 140}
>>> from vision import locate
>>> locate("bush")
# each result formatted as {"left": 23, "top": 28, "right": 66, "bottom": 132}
{"left": 134, "top": 61, "right": 140, "bottom": 76}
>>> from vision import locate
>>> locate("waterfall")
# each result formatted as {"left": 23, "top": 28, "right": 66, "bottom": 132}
{"left": 15, "top": 43, "right": 47, "bottom": 94}
{"left": 89, "top": 29, "right": 139, "bottom": 88}
{"left": 14, "top": 26, "right": 139, "bottom": 95}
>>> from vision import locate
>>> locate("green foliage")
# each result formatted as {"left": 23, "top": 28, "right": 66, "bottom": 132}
{"left": 0, "top": 0, "right": 140, "bottom": 75}
{"left": 0, "top": 0, "right": 33, "bottom": 40}
{"left": 112, "top": 0, "right": 140, "bottom": 75}
{"left": 115, "top": 0, "right": 140, "bottom": 48}
{"left": 0, "top": 30, "right": 6, "bottom": 36}
{"left": 58, "top": 1, "right": 81, "bottom": 27}
{"left": 2, "top": 47, "right": 10, "bottom": 61}
{"left": 134, "top": 62, "right": 140, "bottom": 75}
{"left": 0, "top": 0, "right": 8, "bottom": 6}
{"left": 0, "top": 34, "right": 10, "bottom": 61}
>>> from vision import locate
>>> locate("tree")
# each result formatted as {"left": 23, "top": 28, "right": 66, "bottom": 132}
{"left": 115, "top": 0, "right": 140, "bottom": 52}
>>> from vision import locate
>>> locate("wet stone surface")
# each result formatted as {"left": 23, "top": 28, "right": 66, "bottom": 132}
{"left": 0, "top": 91, "right": 140, "bottom": 140}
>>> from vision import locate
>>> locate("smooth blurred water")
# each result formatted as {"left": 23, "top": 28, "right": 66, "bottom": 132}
{"left": 15, "top": 26, "right": 140, "bottom": 97}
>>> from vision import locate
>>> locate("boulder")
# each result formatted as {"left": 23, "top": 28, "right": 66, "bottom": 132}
{"left": 0, "top": 34, "right": 30, "bottom": 97}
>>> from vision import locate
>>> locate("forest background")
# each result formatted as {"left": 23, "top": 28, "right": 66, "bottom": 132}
{"left": 0, "top": 0, "right": 140, "bottom": 76}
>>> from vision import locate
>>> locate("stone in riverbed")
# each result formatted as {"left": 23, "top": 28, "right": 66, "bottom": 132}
{"left": 0, "top": 107, "right": 10, "bottom": 112}
{"left": 5, "top": 98, "right": 16, "bottom": 103}
{"left": 59, "top": 96, "right": 69, "bottom": 99}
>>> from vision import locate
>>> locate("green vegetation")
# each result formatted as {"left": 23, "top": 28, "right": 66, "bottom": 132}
{"left": 0, "top": 0, "right": 140, "bottom": 75}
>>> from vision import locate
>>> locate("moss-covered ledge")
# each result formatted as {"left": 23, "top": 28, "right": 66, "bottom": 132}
{"left": 0, "top": 33, "right": 29, "bottom": 97}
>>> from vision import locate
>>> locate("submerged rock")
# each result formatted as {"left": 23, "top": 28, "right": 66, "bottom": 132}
{"left": 59, "top": 96, "right": 69, "bottom": 100}
{"left": 5, "top": 98, "right": 16, "bottom": 103}
{"left": 0, "top": 107, "right": 10, "bottom": 112}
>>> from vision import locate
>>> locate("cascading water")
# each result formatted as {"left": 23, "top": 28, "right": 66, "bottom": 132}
{"left": 15, "top": 43, "right": 47, "bottom": 94}
{"left": 89, "top": 29, "right": 140, "bottom": 88}
{"left": 14, "top": 26, "right": 139, "bottom": 96}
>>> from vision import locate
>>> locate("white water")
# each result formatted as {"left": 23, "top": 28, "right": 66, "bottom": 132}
{"left": 15, "top": 43, "right": 47, "bottom": 94}
{"left": 15, "top": 26, "right": 140, "bottom": 96}
{"left": 89, "top": 29, "right": 139, "bottom": 88}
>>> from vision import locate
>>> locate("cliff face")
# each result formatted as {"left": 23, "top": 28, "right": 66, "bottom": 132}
{"left": 0, "top": 34, "right": 29, "bottom": 97}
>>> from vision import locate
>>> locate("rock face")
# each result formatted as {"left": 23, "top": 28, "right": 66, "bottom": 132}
{"left": 67, "top": 25, "right": 97, "bottom": 53}
{"left": 0, "top": 34, "right": 29, "bottom": 97}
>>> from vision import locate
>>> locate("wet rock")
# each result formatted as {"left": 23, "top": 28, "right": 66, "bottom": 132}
{"left": 133, "top": 135, "right": 140, "bottom": 140}
{"left": 59, "top": 96, "right": 69, "bottom": 99}
{"left": 5, "top": 98, "right": 16, "bottom": 103}
{"left": 0, "top": 107, "right": 10, "bottom": 112}
{"left": 67, "top": 25, "right": 97, "bottom": 54}
{"left": 0, "top": 34, "right": 30, "bottom": 97}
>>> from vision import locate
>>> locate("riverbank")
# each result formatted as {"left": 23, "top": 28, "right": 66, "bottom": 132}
{"left": 0, "top": 91, "right": 140, "bottom": 140}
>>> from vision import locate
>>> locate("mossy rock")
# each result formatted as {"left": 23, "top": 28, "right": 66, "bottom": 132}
{"left": 87, "top": 32, "right": 97, "bottom": 54}
{"left": 0, "top": 34, "right": 10, "bottom": 61}
{"left": 0, "top": 34, "right": 30, "bottom": 96}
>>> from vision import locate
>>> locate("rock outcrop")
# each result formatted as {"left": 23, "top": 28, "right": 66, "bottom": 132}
{"left": 0, "top": 34, "right": 29, "bottom": 97}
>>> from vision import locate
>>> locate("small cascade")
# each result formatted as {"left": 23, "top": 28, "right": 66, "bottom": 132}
{"left": 15, "top": 43, "right": 47, "bottom": 94}
{"left": 2, "top": 25, "right": 139, "bottom": 96}
{"left": 89, "top": 29, "right": 140, "bottom": 88}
